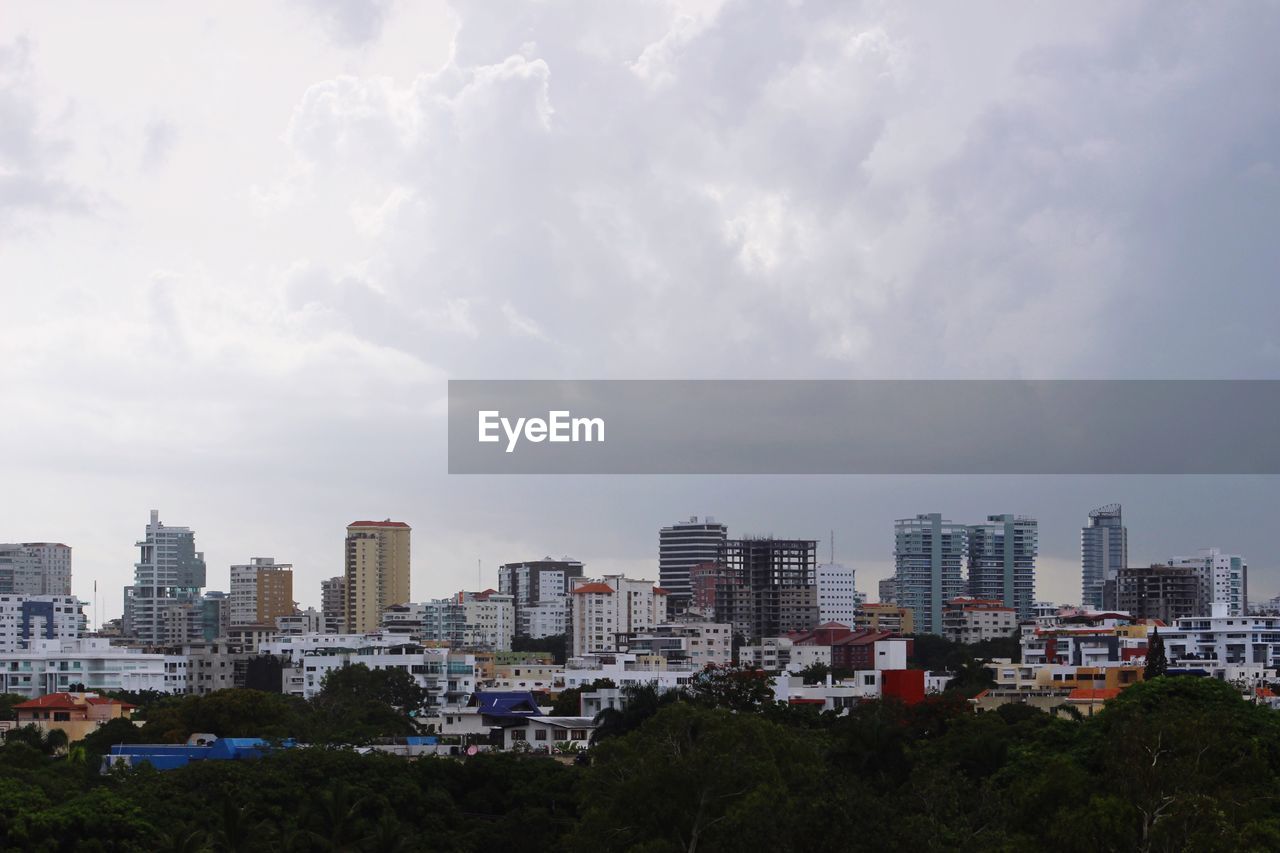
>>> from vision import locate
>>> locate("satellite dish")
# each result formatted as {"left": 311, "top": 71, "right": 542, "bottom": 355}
{"left": 466, "top": 745, "right": 478, "bottom": 756}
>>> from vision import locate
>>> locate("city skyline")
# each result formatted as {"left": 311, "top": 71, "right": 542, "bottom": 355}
{"left": 9, "top": 486, "right": 1271, "bottom": 626}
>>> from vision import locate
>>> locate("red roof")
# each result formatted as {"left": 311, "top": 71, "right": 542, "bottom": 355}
{"left": 348, "top": 520, "right": 410, "bottom": 528}
{"left": 1257, "top": 687, "right": 1276, "bottom": 699}
{"left": 14, "top": 693, "right": 135, "bottom": 712}
{"left": 572, "top": 582, "right": 615, "bottom": 594}
{"left": 652, "top": 587, "right": 670, "bottom": 595}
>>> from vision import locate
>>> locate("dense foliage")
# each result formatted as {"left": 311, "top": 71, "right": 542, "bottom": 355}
{"left": 2, "top": 676, "right": 1279, "bottom": 851}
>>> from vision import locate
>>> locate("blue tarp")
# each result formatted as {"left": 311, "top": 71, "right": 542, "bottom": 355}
{"left": 106, "top": 738, "right": 296, "bottom": 771}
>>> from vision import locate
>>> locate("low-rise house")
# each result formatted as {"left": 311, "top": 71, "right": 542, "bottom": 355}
{"left": 503, "top": 716, "right": 597, "bottom": 752}
{"left": 14, "top": 692, "right": 136, "bottom": 741}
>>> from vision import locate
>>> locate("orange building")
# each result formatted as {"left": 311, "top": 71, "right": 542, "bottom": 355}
{"left": 13, "top": 692, "right": 137, "bottom": 741}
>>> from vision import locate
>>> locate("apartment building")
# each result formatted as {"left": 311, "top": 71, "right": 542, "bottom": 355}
{"left": 0, "top": 638, "right": 167, "bottom": 697}
{"left": 230, "top": 557, "right": 294, "bottom": 626}
{"left": 894, "top": 514, "right": 966, "bottom": 636}
{"left": 0, "top": 595, "right": 84, "bottom": 652}
{"left": 498, "top": 557, "right": 584, "bottom": 639}
{"left": 122, "top": 510, "right": 207, "bottom": 646}
{"left": 570, "top": 575, "right": 668, "bottom": 655}
{"left": 344, "top": 520, "right": 411, "bottom": 633}
{"left": 942, "top": 597, "right": 1018, "bottom": 644}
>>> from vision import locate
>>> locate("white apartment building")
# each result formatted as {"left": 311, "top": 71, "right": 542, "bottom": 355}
{"left": 499, "top": 558, "right": 584, "bottom": 639}
{"left": 1169, "top": 548, "right": 1247, "bottom": 617}
{"left": 739, "top": 637, "right": 795, "bottom": 672}
{"left": 457, "top": 591, "right": 515, "bottom": 650}
{"left": 0, "top": 638, "right": 167, "bottom": 697}
{"left": 816, "top": 562, "right": 861, "bottom": 626}
{"left": 0, "top": 595, "right": 84, "bottom": 652}
{"left": 1160, "top": 606, "right": 1280, "bottom": 671}
{"left": 561, "top": 652, "right": 700, "bottom": 692}
{"left": 622, "top": 621, "right": 733, "bottom": 668}
{"left": 570, "top": 575, "right": 668, "bottom": 655}
{"left": 262, "top": 634, "right": 477, "bottom": 711}
{"left": 277, "top": 607, "right": 342, "bottom": 636}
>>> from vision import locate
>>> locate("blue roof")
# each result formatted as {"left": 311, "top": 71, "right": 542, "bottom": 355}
{"left": 476, "top": 691, "right": 542, "bottom": 718}
{"left": 105, "top": 738, "right": 295, "bottom": 771}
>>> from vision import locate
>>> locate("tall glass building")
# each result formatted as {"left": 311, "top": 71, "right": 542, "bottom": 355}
{"left": 967, "top": 515, "right": 1038, "bottom": 622}
{"left": 1081, "top": 504, "right": 1127, "bottom": 610}
{"left": 895, "top": 513, "right": 967, "bottom": 635}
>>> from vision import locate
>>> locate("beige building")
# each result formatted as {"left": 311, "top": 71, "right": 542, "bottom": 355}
{"left": 856, "top": 603, "right": 915, "bottom": 634}
{"left": 230, "top": 557, "right": 294, "bottom": 626}
{"left": 345, "top": 520, "right": 411, "bottom": 633}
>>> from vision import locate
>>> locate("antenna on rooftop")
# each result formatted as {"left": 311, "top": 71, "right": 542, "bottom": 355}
{"left": 830, "top": 530, "right": 835, "bottom": 564}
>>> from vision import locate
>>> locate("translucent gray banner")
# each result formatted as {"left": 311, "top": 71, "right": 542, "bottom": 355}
{"left": 447, "top": 380, "right": 1280, "bottom": 474}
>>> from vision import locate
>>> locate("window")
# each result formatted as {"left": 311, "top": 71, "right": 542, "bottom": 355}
{"left": 571, "top": 729, "right": 587, "bottom": 741}
{"left": 511, "top": 729, "right": 527, "bottom": 741}
{"left": 535, "top": 728, "right": 547, "bottom": 741}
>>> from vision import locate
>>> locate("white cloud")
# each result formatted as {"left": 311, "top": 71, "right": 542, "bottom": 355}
{"left": 3, "top": 2, "right": 1280, "bottom": 613}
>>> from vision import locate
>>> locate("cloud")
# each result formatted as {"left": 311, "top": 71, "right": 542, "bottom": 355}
{"left": 4, "top": 2, "right": 1280, "bottom": 611}
{"left": 0, "top": 37, "right": 91, "bottom": 229}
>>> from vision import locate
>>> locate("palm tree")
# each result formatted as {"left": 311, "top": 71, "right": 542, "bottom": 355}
{"left": 157, "top": 828, "right": 211, "bottom": 853}
{"left": 362, "top": 813, "right": 417, "bottom": 853}
{"left": 305, "top": 781, "right": 371, "bottom": 852}
{"left": 213, "top": 799, "right": 258, "bottom": 853}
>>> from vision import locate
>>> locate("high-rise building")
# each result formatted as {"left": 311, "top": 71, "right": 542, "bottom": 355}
{"left": 877, "top": 577, "right": 898, "bottom": 604}
{"left": 321, "top": 576, "right": 345, "bottom": 625}
{"left": 230, "top": 558, "right": 294, "bottom": 626}
{"left": 659, "top": 517, "right": 728, "bottom": 612}
{"left": 570, "top": 575, "right": 668, "bottom": 654}
{"left": 122, "top": 510, "right": 207, "bottom": 646}
{"left": 815, "top": 562, "right": 860, "bottom": 626}
{"left": 1081, "top": 504, "right": 1127, "bottom": 610}
{"left": 199, "top": 591, "right": 229, "bottom": 641}
{"left": 967, "top": 515, "right": 1038, "bottom": 622}
{"left": 497, "top": 557, "right": 584, "bottom": 639}
{"left": 344, "top": 521, "right": 411, "bottom": 633}
{"left": 894, "top": 514, "right": 967, "bottom": 636}
{"left": 716, "top": 537, "right": 818, "bottom": 640}
{"left": 0, "top": 546, "right": 44, "bottom": 596}
{"left": 20, "top": 544, "right": 72, "bottom": 596}
{"left": 1168, "top": 548, "right": 1247, "bottom": 617}
{"left": 1110, "top": 563, "right": 1205, "bottom": 624}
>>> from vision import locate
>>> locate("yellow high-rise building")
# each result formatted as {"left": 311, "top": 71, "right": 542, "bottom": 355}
{"left": 344, "top": 520, "right": 411, "bottom": 633}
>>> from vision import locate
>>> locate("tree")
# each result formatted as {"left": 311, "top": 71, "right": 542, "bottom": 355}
{"left": 686, "top": 663, "right": 774, "bottom": 711}
{"left": 0, "top": 693, "right": 29, "bottom": 721}
{"left": 511, "top": 634, "right": 568, "bottom": 664}
{"left": 550, "top": 678, "right": 615, "bottom": 716}
{"left": 592, "top": 683, "right": 683, "bottom": 742}
{"left": 796, "top": 661, "right": 831, "bottom": 685}
{"left": 946, "top": 658, "right": 996, "bottom": 697}
{"left": 574, "top": 703, "right": 833, "bottom": 852}
{"left": 1144, "top": 628, "right": 1167, "bottom": 679}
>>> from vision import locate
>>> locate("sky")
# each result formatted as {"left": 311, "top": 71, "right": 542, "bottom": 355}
{"left": 2, "top": 2, "right": 1279, "bottom": 623}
